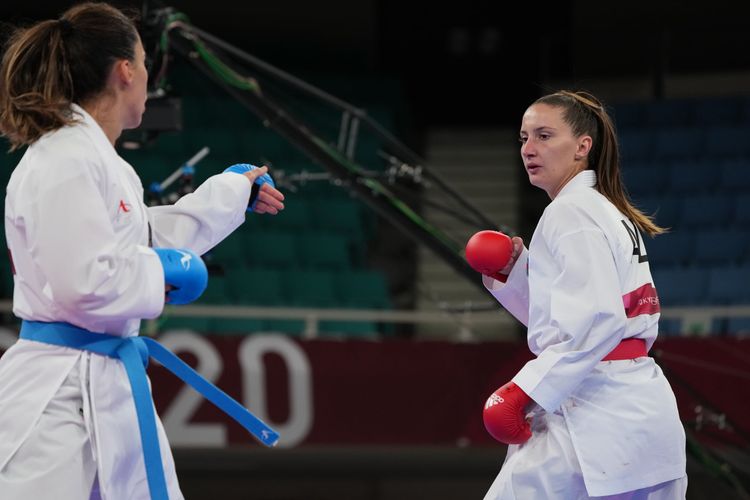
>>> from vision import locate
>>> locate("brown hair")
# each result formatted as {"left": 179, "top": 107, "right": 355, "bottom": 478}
{"left": 534, "top": 90, "right": 665, "bottom": 237}
{"left": 0, "top": 2, "right": 139, "bottom": 150}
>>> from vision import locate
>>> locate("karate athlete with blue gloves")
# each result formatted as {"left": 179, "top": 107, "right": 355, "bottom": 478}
{"left": 0, "top": 3, "right": 284, "bottom": 499}
{"left": 467, "top": 91, "right": 687, "bottom": 499}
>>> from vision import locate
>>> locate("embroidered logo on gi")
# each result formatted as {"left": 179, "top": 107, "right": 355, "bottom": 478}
{"left": 177, "top": 250, "right": 192, "bottom": 270}
{"left": 485, "top": 393, "right": 504, "bottom": 409}
{"left": 113, "top": 198, "right": 135, "bottom": 228}
{"left": 622, "top": 283, "right": 660, "bottom": 318}
{"left": 118, "top": 199, "right": 131, "bottom": 213}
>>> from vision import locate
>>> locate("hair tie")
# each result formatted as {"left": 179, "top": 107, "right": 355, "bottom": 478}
{"left": 558, "top": 90, "right": 603, "bottom": 113}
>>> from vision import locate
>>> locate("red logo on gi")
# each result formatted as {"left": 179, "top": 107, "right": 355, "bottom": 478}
{"left": 622, "top": 283, "right": 660, "bottom": 318}
{"left": 118, "top": 199, "right": 131, "bottom": 213}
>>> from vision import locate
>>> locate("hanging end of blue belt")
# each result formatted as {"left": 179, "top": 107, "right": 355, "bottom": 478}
{"left": 259, "top": 428, "right": 281, "bottom": 447}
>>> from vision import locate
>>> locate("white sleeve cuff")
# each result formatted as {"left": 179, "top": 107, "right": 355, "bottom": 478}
{"left": 482, "top": 247, "right": 530, "bottom": 326}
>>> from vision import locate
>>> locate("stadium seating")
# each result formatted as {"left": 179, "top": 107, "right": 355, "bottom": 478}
{"left": 616, "top": 95, "right": 750, "bottom": 336}
{"left": 704, "top": 126, "right": 750, "bottom": 159}
{"left": 637, "top": 195, "right": 681, "bottom": 229}
{"left": 652, "top": 267, "right": 708, "bottom": 305}
{"left": 666, "top": 161, "right": 718, "bottom": 194}
{"left": 734, "top": 194, "right": 750, "bottom": 228}
{"left": 653, "top": 128, "right": 704, "bottom": 160}
{"left": 692, "top": 229, "right": 749, "bottom": 266}
{"left": 679, "top": 194, "right": 733, "bottom": 229}
{"left": 726, "top": 317, "right": 750, "bottom": 336}
{"left": 268, "top": 198, "right": 313, "bottom": 231}
{"left": 646, "top": 230, "right": 692, "bottom": 268}
{"left": 718, "top": 160, "right": 750, "bottom": 193}
{"left": 297, "top": 233, "right": 352, "bottom": 271}
{"left": 0, "top": 63, "right": 401, "bottom": 339}
{"left": 147, "top": 75, "right": 396, "bottom": 338}
{"left": 706, "top": 265, "right": 750, "bottom": 305}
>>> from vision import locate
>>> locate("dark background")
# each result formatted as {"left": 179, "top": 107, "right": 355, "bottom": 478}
{"left": 2, "top": 3, "right": 750, "bottom": 498}
{"left": 3, "top": 0, "right": 750, "bottom": 129}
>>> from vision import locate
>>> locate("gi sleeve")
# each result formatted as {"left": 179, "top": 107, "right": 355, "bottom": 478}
{"left": 31, "top": 156, "right": 165, "bottom": 323}
{"left": 148, "top": 172, "right": 252, "bottom": 255}
{"left": 482, "top": 246, "right": 530, "bottom": 326}
{"left": 512, "top": 204, "right": 627, "bottom": 413}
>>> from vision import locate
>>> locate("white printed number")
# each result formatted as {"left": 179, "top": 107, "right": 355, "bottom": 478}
{"left": 159, "top": 332, "right": 313, "bottom": 448}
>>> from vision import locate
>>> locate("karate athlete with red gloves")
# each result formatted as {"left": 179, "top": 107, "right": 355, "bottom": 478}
{"left": 0, "top": 4, "right": 284, "bottom": 499}
{"left": 466, "top": 91, "right": 687, "bottom": 499}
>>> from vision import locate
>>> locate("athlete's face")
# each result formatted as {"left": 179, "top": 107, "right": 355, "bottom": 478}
{"left": 519, "top": 103, "right": 591, "bottom": 199}
{"left": 122, "top": 37, "right": 149, "bottom": 130}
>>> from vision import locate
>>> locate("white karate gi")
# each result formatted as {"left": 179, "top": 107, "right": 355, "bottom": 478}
{"left": 0, "top": 104, "right": 251, "bottom": 499}
{"left": 483, "top": 170, "right": 687, "bottom": 499}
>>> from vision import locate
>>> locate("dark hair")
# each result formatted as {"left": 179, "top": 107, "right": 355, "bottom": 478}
{"left": 0, "top": 2, "right": 139, "bottom": 150}
{"left": 534, "top": 90, "right": 665, "bottom": 237}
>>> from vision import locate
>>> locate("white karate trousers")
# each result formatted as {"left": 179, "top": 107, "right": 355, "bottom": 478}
{"left": 483, "top": 407, "right": 688, "bottom": 499}
{"left": 0, "top": 346, "right": 184, "bottom": 500}
{"left": 0, "top": 361, "right": 100, "bottom": 499}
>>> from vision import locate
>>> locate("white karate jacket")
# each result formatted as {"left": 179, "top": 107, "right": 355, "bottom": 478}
{"left": 0, "top": 104, "right": 251, "bottom": 498}
{"left": 484, "top": 170, "right": 686, "bottom": 496}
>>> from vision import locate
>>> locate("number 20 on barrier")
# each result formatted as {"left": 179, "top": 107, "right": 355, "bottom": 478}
{"left": 157, "top": 332, "right": 313, "bottom": 448}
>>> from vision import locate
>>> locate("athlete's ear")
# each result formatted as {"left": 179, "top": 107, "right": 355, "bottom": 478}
{"left": 575, "top": 135, "right": 592, "bottom": 161}
{"left": 110, "top": 59, "right": 133, "bottom": 88}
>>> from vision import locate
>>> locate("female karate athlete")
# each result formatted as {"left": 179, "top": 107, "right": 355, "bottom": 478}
{"left": 0, "top": 3, "right": 284, "bottom": 498}
{"left": 468, "top": 91, "right": 687, "bottom": 499}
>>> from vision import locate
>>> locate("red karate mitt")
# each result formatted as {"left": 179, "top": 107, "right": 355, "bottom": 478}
{"left": 465, "top": 230, "right": 513, "bottom": 283}
{"left": 482, "top": 381, "right": 533, "bottom": 445}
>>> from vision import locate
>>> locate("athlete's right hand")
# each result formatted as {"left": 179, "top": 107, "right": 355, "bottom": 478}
{"left": 465, "top": 231, "right": 523, "bottom": 282}
{"left": 499, "top": 236, "right": 524, "bottom": 276}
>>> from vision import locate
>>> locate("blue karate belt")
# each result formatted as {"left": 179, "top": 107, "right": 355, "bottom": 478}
{"left": 19, "top": 320, "right": 280, "bottom": 500}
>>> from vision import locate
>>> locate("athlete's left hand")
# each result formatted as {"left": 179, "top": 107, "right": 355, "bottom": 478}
{"left": 252, "top": 182, "right": 285, "bottom": 214}
{"left": 224, "top": 164, "right": 285, "bottom": 214}
{"left": 483, "top": 381, "right": 533, "bottom": 445}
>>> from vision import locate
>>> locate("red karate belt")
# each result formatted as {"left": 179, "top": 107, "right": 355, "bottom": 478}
{"left": 602, "top": 338, "right": 648, "bottom": 361}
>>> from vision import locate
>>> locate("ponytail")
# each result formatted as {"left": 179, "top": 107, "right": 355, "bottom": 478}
{"left": 0, "top": 20, "right": 75, "bottom": 150}
{"left": 0, "top": 3, "right": 139, "bottom": 151}
{"left": 535, "top": 90, "right": 665, "bottom": 237}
